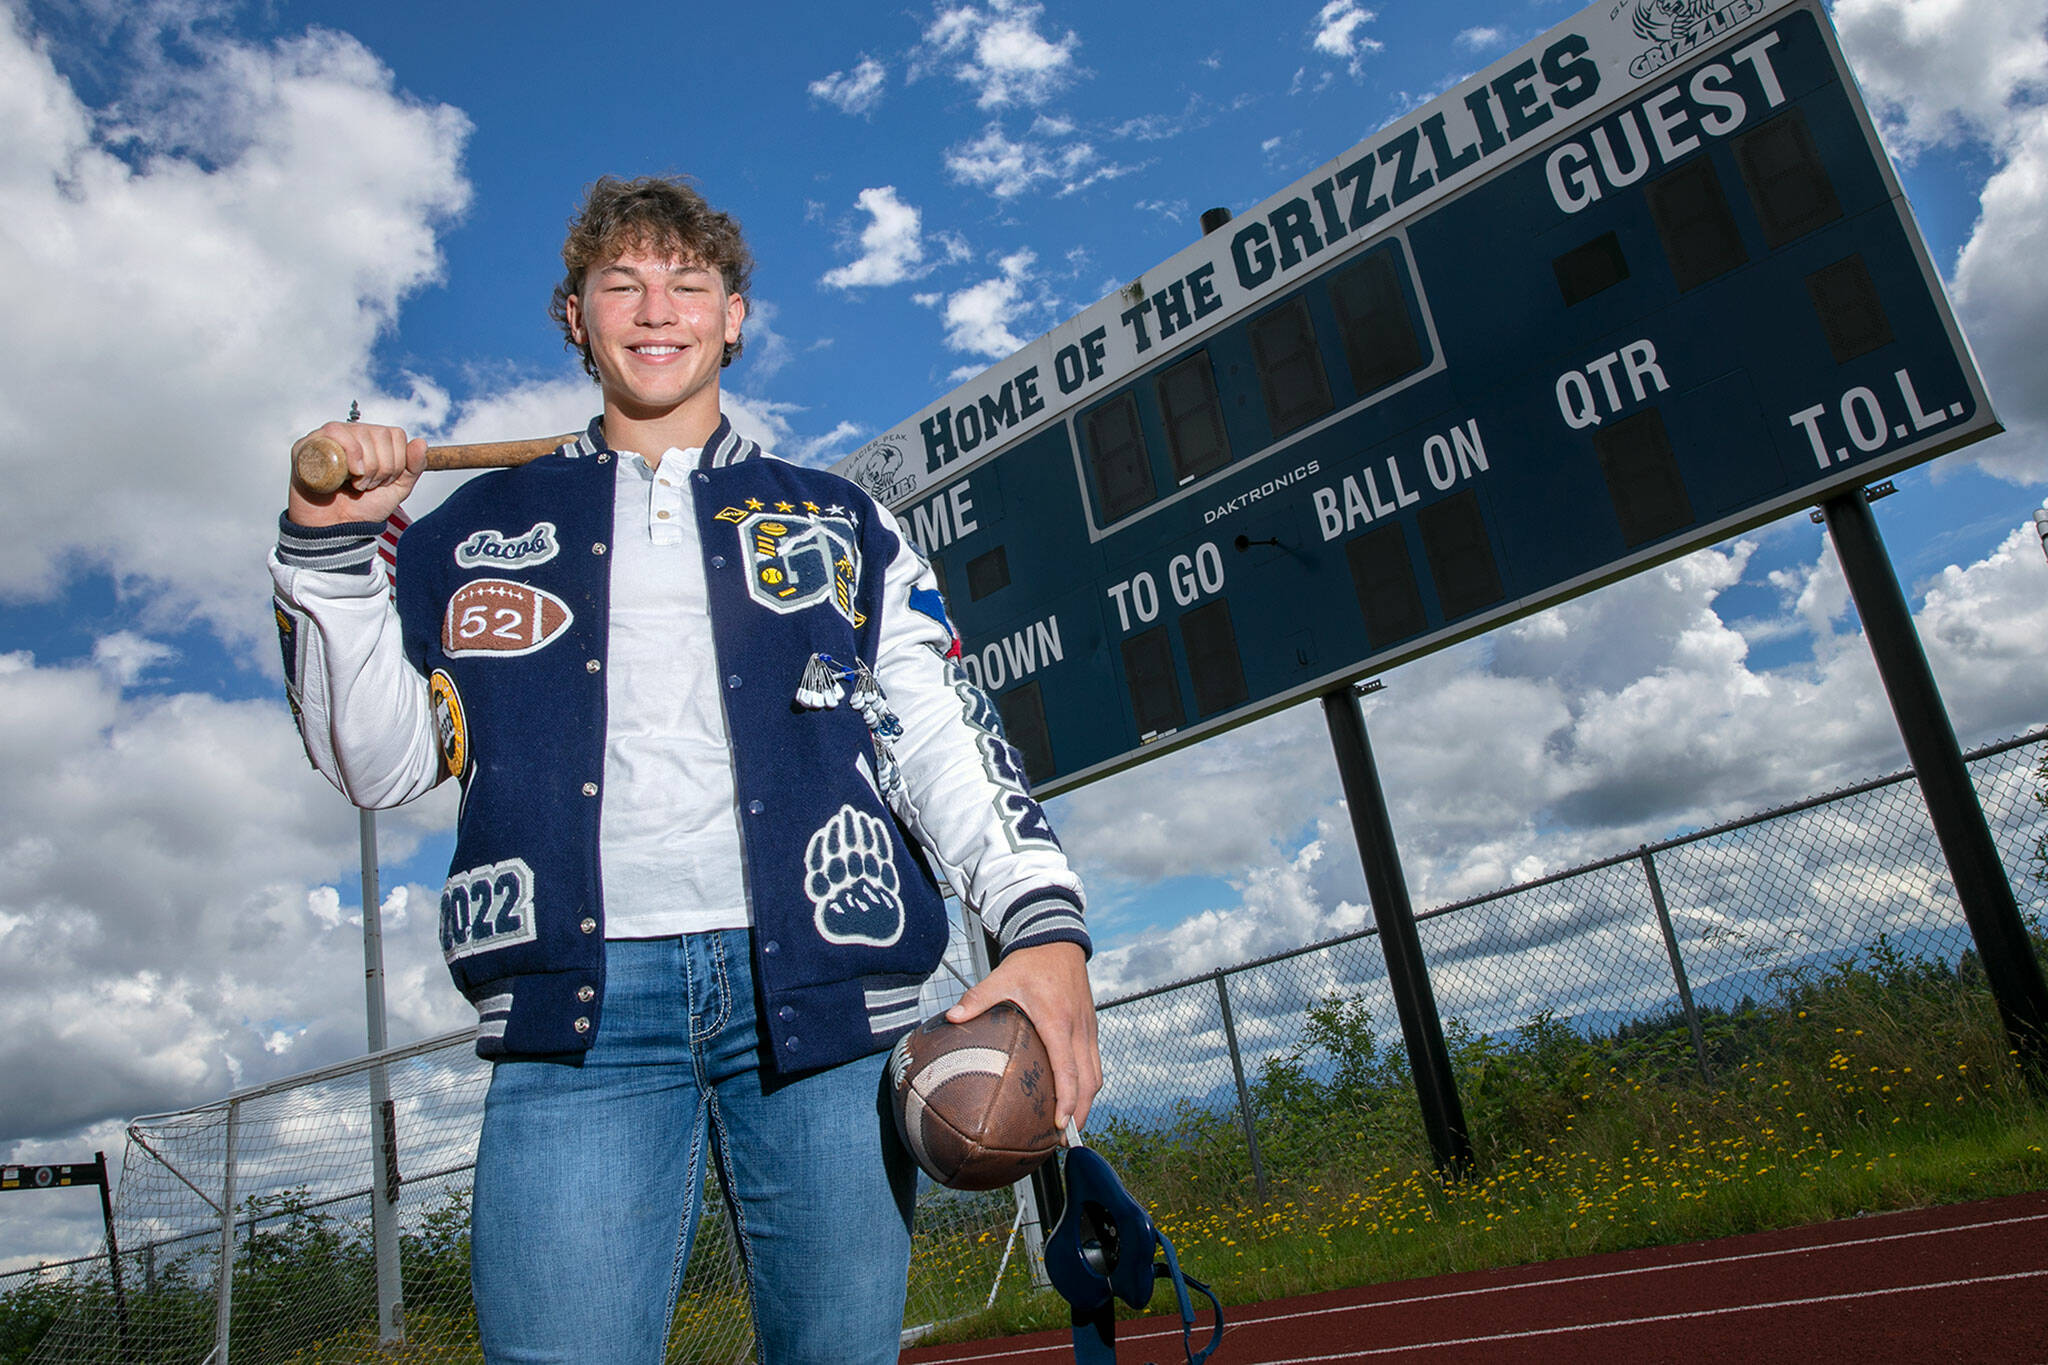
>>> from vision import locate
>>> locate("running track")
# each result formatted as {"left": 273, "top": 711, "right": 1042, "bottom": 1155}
{"left": 901, "top": 1190, "right": 2048, "bottom": 1363}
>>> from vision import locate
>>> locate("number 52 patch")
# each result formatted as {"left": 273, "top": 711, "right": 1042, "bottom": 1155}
{"left": 440, "top": 857, "right": 538, "bottom": 962}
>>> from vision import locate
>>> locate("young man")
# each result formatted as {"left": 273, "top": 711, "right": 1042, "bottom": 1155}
{"left": 270, "top": 176, "right": 1099, "bottom": 1363}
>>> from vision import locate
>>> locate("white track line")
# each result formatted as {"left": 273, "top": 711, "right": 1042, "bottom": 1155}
{"left": 910, "top": 1208, "right": 2048, "bottom": 1365}
{"left": 1251, "top": 1269, "right": 2048, "bottom": 1362}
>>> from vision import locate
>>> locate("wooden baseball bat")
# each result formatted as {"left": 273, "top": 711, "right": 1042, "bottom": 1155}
{"left": 291, "top": 431, "right": 579, "bottom": 496}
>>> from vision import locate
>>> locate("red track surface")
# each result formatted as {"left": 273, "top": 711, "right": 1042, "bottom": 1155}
{"left": 902, "top": 1190, "right": 2048, "bottom": 1363}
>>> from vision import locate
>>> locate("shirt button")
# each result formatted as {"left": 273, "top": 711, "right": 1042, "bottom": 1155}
{"left": 727, "top": 674, "right": 741, "bottom": 689}
{"left": 747, "top": 799, "right": 764, "bottom": 815}
{"left": 592, "top": 542, "right": 607, "bottom": 556}
{"left": 579, "top": 917, "right": 597, "bottom": 934}
{"left": 656, "top": 509, "right": 671, "bottom": 520}
{"left": 586, "top": 658, "right": 601, "bottom": 673}
{"left": 710, "top": 555, "right": 726, "bottom": 569}
{"left": 573, "top": 1016, "right": 591, "bottom": 1034}
{"left": 576, "top": 985, "right": 595, "bottom": 1003}
{"left": 582, "top": 782, "right": 598, "bottom": 797}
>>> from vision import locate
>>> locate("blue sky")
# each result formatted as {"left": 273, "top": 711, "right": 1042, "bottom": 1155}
{"left": 4, "top": 0, "right": 2048, "bottom": 1266}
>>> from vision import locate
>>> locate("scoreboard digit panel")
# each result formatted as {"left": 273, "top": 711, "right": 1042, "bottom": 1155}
{"left": 844, "top": 0, "right": 1995, "bottom": 798}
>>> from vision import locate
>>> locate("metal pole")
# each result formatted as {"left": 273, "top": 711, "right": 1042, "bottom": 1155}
{"left": 1639, "top": 850, "right": 1709, "bottom": 1078}
{"left": 1212, "top": 970, "right": 1270, "bottom": 1201}
{"left": 214, "top": 1100, "right": 238, "bottom": 1365}
{"left": 94, "top": 1152, "right": 129, "bottom": 1354}
{"left": 1821, "top": 490, "right": 2048, "bottom": 1088}
{"left": 1320, "top": 685, "right": 1473, "bottom": 1177}
{"left": 971, "top": 912, "right": 1053, "bottom": 1289}
{"left": 359, "top": 808, "right": 405, "bottom": 1344}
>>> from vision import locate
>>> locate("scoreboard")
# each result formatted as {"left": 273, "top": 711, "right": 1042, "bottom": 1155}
{"left": 833, "top": 0, "right": 1996, "bottom": 798}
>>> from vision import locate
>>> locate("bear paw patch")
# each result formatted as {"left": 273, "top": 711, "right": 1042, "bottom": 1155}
{"left": 805, "top": 804, "right": 905, "bottom": 947}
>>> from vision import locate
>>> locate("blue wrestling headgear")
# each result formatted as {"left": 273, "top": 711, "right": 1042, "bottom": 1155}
{"left": 1045, "top": 1142, "right": 1224, "bottom": 1365}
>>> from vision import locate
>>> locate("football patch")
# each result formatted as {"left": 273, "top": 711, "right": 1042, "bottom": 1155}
{"left": 442, "top": 578, "right": 574, "bottom": 657}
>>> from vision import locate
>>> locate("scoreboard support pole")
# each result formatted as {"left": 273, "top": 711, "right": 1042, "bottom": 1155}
{"left": 1821, "top": 489, "right": 2048, "bottom": 1091}
{"left": 1322, "top": 685, "right": 1475, "bottom": 1178}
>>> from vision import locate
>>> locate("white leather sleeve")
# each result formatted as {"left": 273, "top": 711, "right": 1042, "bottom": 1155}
{"left": 866, "top": 502, "right": 1089, "bottom": 956}
{"left": 269, "top": 541, "right": 443, "bottom": 810}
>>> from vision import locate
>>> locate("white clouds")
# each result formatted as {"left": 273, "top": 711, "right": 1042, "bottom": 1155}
{"left": 821, "top": 186, "right": 936, "bottom": 289}
{"left": 90, "top": 631, "right": 176, "bottom": 688}
{"left": 1454, "top": 26, "right": 1505, "bottom": 53}
{"left": 0, "top": 8, "right": 469, "bottom": 648}
{"left": 809, "top": 56, "right": 888, "bottom": 115}
{"left": 1833, "top": 0, "right": 2048, "bottom": 155}
{"left": 0, "top": 649, "right": 468, "bottom": 1144}
{"left": 1834, "top": 0, "right": 2048, "bottom": 481}
{"left": 1311, "top": 0, "right": 1383, "bottom": 77}
{"left": 919, "top": 0, "right": 1081, "bottom": 109}
{"left": 945, "top": 118, "right": 1139, "bottom": 199}
{"left": 1949, "top": 105, "right": 2048, "bottom": 482}
{"left": 934, "top": 248, "right": 1043, "bottom": 358}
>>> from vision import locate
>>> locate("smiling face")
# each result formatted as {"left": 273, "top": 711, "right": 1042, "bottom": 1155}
{"left": 563, "top": 244, "right": 746, "bottom": 445}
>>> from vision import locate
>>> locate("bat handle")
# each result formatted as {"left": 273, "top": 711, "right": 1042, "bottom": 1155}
{"left": 291, "top": 433, "right": 350, "bottom": 496}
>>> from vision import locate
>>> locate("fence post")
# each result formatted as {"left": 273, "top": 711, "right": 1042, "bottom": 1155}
{"left": 359, "top": 808, "right": 404, "bottom": 1345}
{"left": 1212, "top": 970, "right": 1270, "bottom": 1202}
{"left": 1640, "top": 848, "right": 1709, "bottom": 1078}
{"left": 214, "top": 1099, "right": 238, "bottom": 1365}
{"left": 964, "top": 905, "right": 1053, "bottom": 1290}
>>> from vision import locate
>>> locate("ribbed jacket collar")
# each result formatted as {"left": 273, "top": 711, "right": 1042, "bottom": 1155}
{"left": 566, "top": 413, "right": 762, "bottom": 471}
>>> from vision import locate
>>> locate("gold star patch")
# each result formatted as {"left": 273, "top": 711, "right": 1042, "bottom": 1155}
{"left": 803, "top": 501, "right": 820, "bottom": 513}
{"left": 746, "top": 498, "right": 765, "bottom": 511}
{"left": 775, "top": 501, "right": 795, "bottom": 513}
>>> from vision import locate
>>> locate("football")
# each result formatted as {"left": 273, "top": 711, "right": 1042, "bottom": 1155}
{"left": 442, "top": 578, "right": 575, "bottom": 657}
{"left": 889, "top": 1002, "right": 1061, "bottom": 1191}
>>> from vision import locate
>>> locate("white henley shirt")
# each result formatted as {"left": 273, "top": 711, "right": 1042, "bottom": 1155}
{"left": 599, "top": 447, "right": 750, "bottom": 937}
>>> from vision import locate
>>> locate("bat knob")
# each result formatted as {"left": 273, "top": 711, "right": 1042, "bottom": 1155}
{"left": 291, "top": 433, "right": 350, "bottom": 496}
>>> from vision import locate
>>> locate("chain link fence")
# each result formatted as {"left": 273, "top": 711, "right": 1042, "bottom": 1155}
{"left": 7, "top": 729, "right": 2044, "bottom": 1360}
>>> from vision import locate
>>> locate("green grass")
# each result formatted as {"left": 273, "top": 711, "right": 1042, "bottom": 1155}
{"left": 923, "top": 940, "right": 2048, "bottom": 1345}
{"left": 12, "top": 936, "right": 2045, "bottom": 1363}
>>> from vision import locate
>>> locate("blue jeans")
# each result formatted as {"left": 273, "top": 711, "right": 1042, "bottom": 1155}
{"left": 470, "top": 931, "right": 918, "bottom": 1363}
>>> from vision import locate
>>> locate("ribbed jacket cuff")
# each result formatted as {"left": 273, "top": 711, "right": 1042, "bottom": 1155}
{"left": 996, "top": 888, "right": 1091, "bottom": 959}
{"left": 276, "top": 513, "right": 386, "bottom": 576}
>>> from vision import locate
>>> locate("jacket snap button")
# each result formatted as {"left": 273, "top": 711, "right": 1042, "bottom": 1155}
{"left": 762, "top": 939, "right": 779, "bottom": 956}
{"left": 586, "top": 658, "right": 601, "bottom": 673}
{"left": 747, "top": 799, "right": 764, "bottom": 815}
{"left": 727, "top": 675, "right": 741, "bottom": 689}
{"left": 783, "top": 1035, "right": 799, "bottom": 1051}
{"left": 696, "top": 472, "right": 709, "bottom": 484}
{"left": 597, "top": 452, "right": 611, "bottom": 463}
{"left": 592, "top": 542, "right": 607, "bottom": 555}
{"left": 576, "top": 985, "right": 595, "bottom": 1002}
{"left": 579, "top": 917, "right": 597, "bottom": 934}
{"left": 777, "top": 1005, "right": 795, "bottom": 1022}
{"left": 582, "top": 782, "right": 598, "bottom": 797}
{"left": 711, "top": 555, "right": 726, "bottom": 569}
{"left": 573, "top": 1017, "right": 591, "bottom": 1034}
